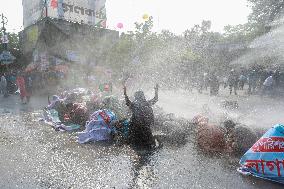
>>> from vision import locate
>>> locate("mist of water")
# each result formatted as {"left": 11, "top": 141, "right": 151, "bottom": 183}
{"left": 231, "top": 15, "right": 284, "bottom": 68}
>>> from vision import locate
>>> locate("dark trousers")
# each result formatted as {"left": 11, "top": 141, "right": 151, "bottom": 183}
{"left": 229, "top": 84, "right": 238, "bottom": 95}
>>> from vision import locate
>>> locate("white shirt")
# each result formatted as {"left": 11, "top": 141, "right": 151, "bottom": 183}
{"left": 263, "top": 76, "right": 274, "bottom": 87}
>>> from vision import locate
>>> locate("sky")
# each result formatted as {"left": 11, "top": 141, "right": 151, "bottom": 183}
{"left": 0, "top": 0, "right": 251, "bottom": 34}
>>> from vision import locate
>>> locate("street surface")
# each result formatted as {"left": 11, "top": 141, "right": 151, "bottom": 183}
{"left": 0, "top": 88, "right": 283, "bottom": 189}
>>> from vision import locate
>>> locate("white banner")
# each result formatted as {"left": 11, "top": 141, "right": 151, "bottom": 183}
{"left": 22, "top": 0, "right": 46, "bottom": 28}
{"left": 47, "top": 0, "right": 107, "bottom": 28}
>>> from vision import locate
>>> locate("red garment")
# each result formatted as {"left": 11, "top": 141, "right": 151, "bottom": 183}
{"left": 16, "top": 76, "right": 29, "bottom": 98}
{"left": 194, "top": 115, "right": 226, "bottom": 152}
{"left": 197, "top": 124, "right": 226, "bottom": 152}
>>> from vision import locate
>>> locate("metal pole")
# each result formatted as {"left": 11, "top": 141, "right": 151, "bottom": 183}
{"left": 1, "top": 13, "right": 8, "bottom": 50}
{"left": 1, "top": 14, "right": 4, "bottom": 31}
{"left": 46, "top": 0, "right": 48, "bottom": 17}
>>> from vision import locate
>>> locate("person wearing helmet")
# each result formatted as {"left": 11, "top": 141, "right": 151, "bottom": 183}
{"left": 0, "top": 74, "right": 7, "bottom": 97}
{"left": 248, "top": 69, "right": 257, "bottom": 95}
{"left": 228, "top": 69, "right": 238, "bottom": 95}
{"left": 123, "top": 84, "right": 159, "bottom": 148}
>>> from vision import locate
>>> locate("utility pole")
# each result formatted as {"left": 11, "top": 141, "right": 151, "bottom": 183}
{"left": 0, "top": 14, "right": 15, "bottom": 66}
{"left": 1, "top": 13, "right": 8, "bottom": 50}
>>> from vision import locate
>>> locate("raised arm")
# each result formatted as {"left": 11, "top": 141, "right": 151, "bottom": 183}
{"left": 124, "top": 86, "right": 132, "bottom": 107}
{"left": 148, "top": 84, "right": 159, "bottom": 105}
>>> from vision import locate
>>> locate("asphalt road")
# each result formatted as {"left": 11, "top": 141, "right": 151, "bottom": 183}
{"left": 0, "top": 89, "right": 283, "bottom": 189}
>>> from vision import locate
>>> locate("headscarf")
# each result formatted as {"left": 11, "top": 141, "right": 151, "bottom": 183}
{"left": 134, "top": 91, "right": 147, "bottom": 103}
{"left": 131, "top": 90, "right": 154, "bottom": 125}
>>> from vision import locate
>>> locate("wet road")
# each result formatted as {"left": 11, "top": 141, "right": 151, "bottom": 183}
{"left": 0, "top": 91, "right": 283, "bottom": 189}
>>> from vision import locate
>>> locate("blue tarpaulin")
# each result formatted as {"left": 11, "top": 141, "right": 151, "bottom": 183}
{"left": 77, "top": 109, "right": 117, "bottom": 144}
{"left": 238, "top": 124, "right": 284, "bottom": 184}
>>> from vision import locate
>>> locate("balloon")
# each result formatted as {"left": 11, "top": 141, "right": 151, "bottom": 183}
{"left": 142, "top": 14, "right": 149, "bottom": 20}
{"left": 117, "top": 23, "right": 124, "bottom": 29}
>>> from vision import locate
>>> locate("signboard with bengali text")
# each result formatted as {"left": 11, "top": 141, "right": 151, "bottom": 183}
{"left": 47, "top": 0, "right": 107, "bottom": 28}
{"left": 22, "top": 0, "right": 107, "bottom": 28}
{"left": 238, "top": 124, "right": 284, "bottom": 184}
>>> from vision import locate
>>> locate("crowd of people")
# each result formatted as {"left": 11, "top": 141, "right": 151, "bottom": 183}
{"left": 44, "top": 84, "right": 159, "bottom": 148}
{"left": 195, "top": 68, "right": 283, "bottom": 97}
{"left": 0, "top": 69, "right": 68, "bottom": 103}
{"left": 0, "top": 71, "right": 32, "bottom": 103}
{"left": 0, "top": 71, "right": 17, "bottom": 97}
{"left": 2, "top": 65, "right": 283, "bottom": 184}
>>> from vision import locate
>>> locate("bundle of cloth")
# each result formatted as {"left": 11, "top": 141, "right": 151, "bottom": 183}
{"left": 64, "top": 102, "right": 88, "bottom": 126}
{"left": 45, "top": 98, "right": 130, "bottom": 143}
{"left": 43, "top": 95, "right": 88, "bottom": 131}
{"left": 46, "top": 87, "right": 101, "bottom": 123}
{"left": 238, "top": 124, "right": 284, "bottom": 184}
{"left": 77, "top": 109, "right": 118, "bottom": 144}
{"left": 152, "top": 106, "right": 193, "bottom": 147}
{"left": 61, "top": 88, "right": 93, "bottom": 104}
{"left": 42, "top": 107, "right": 81, "bottom": 132}
{"left": 100, "top": 96, "right": 129, "bottom": 120}
{"left": 43, "top": 89, "right": 132, "bottom": 144}
{"left": 192, "top": 115, "right": 257, "bottom": 154}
